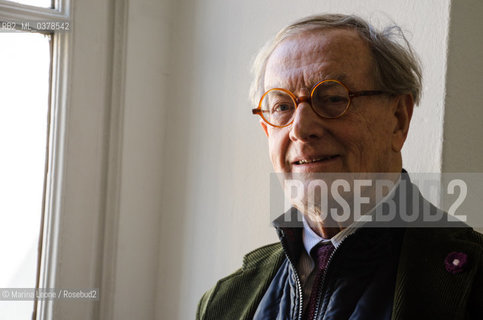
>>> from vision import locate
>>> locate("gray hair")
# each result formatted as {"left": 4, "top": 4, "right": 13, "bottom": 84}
{"left": 249, "top": 14, "right": 422, "bottom": 107}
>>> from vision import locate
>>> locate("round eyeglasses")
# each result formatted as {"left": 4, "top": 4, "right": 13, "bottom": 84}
{"left": 252, "top": 79, "right": 388, "bottom": 127}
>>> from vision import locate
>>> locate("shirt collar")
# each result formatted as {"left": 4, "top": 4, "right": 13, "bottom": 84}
{"left": 302, "top": 175, "right": 401, "bottom": 253}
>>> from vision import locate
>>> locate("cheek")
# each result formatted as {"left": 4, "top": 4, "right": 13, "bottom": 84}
{"left": 370, "top": 113, "right": 396, "bottom": 149}
{"left": 343, "top": 112, "right": 394, "bottom": 155}
{"left": 267, "top": 129, "right": 290, "bottom": 168}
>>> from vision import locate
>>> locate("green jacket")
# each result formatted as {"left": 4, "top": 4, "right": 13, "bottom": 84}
{"left": 197, "top": 227, "right": 483, "bottom": 320}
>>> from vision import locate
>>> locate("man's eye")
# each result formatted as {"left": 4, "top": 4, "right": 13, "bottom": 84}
{"left": 326, "top": 95, "right": 347, "bottom": 103}
{"left": 272, "top": 103, "right": 293, "bottom": 113}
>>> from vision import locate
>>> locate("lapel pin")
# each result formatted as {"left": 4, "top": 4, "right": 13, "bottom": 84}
{"left": 444, "top": 252, "right": 468, "bottom": 274}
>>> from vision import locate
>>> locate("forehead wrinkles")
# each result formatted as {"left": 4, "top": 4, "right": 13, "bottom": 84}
{"left": 264, "top": 29, "right": 374, "bottom": 91}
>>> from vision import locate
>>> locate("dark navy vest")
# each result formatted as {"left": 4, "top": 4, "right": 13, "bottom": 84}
{"left": 254, "top": 226, "right": 405, "bottom": 320}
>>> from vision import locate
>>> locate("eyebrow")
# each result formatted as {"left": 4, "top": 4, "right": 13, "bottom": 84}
{"left": 308, "top": 73, "right": 353, "bottom": 88}
{"left": 265, "top": 73, "right": 354, "bottom": 93}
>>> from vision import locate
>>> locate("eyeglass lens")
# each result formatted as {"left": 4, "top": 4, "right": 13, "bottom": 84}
{"left": 260, "top": 81, "right": 350, "bottom": 126}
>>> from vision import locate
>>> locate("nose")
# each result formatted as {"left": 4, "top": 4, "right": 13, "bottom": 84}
{"left": 289, "top": 99, "right": 326, "bottom": 142}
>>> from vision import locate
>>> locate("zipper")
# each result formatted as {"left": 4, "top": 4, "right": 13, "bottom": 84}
{"left": 312, "top": 232, "right": 355, "bottom": 320}
{"left": 278, "top": 229, "right": 304, "bottom": 320}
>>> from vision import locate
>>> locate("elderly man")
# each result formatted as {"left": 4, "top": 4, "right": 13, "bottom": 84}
{"left": 197, "top": 14, "right": 483, "bottom": 320}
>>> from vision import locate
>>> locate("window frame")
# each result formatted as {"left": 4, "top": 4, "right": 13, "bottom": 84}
{"left": 1, "top": 0, "right": 125, "bottom": 318}
{"left": 1, "top": 1, "right": 71, "bottom": 318}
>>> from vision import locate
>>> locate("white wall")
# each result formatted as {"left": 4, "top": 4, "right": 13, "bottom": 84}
{"left": 442, "top": 0, "right": 483, "bottom": 172}
{"left": 442, "top": 0, "right": 483, "bottom": 234}
{"left": 110, "top": 0, "right": 172, "bottom": 319}
{"left": 154, "top": 1, "right": 452, "bottom": 319}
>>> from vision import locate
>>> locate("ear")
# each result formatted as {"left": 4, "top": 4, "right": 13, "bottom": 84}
{"left": 391, "top": 94, "right": 414, "bottom": 152}
{"left": 260, "top": 119, "right": 269, "bottom": 137}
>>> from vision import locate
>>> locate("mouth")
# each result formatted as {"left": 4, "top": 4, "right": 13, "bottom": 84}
{"left": 293, "top": 155, "right": 339, "bottom": 165}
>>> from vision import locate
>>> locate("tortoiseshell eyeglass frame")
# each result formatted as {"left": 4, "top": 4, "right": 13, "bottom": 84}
{"left": 251, "top": 79, "right": 387, "bottom": 128}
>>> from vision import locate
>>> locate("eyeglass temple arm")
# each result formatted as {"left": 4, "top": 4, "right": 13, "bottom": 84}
{"left": 252, "top": 108, "right": 269, "bottom": 115}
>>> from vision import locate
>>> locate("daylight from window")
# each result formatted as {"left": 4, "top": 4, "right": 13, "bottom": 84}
{"left": 0, "top": 32, "right": 51, "bottom": 318}
{"left": 5, "top": 0, "right": 52, "bottom": 8}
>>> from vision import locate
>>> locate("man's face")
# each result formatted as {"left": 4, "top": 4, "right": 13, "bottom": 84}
{"left": 261, "top": 28, "right": 411, "bottom": 175}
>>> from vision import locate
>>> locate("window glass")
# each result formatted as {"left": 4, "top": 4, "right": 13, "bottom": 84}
{"left": 4, "top": 0, "right": 52, "bottom": 8}
{"left": 0, "top": 32, "right": 51, "bottom": 318}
